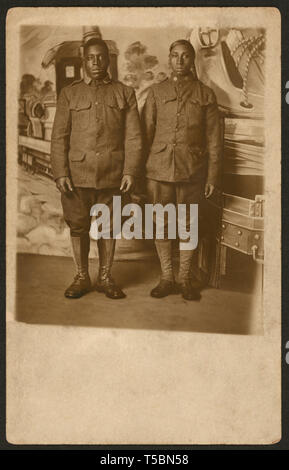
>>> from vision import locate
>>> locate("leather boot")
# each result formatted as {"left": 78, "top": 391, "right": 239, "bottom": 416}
{"left": 178, "top": 246, "right": 201, "bottom": 301}
{"left": 96, "top": 238, "right": 126, "bottom": 299}
{"left": 65, "top": 235, "right": 92, "bottom": 298}
{"left": 151, "top": 240, "right": 176, "bottom": 298}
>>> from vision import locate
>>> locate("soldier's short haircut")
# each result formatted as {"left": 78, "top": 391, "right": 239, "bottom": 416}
{"left": 169, "top": 40, "right": 195, "bottom": 59}
{"left": 83, "top": 38, "right": 109, "bottom": 57}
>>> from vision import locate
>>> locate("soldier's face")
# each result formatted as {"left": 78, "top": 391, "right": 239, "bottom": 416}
{"left": 169, "top": 44, "right": 194, "bottom": 76}
{"left": 84, "top": 44, "right": 109, "bottom": 79}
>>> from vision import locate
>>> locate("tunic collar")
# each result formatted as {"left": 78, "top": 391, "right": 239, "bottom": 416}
{"left": 84, "top": 73, "right": 112, "bottom": 86}
{"left": 170, "top": 72, "right": 196, "bottom": 84}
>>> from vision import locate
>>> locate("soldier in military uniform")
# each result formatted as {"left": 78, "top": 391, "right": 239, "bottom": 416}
{"left": 142, "top": 39, "right": 222, "bottom": 300}
{"left": 51, "top": 38, "right": 142, "bottom": 299}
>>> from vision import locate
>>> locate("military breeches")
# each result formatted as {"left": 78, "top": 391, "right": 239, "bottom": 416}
{"left": 61, "top": 187, "right": 120, "bottom": 238}
{"left": 146, "top": 178, "right": 205, "bottom": 241}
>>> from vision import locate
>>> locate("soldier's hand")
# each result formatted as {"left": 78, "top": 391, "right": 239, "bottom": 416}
{"left": 56, "top": 176, "right": 74, "bottom": 193}
{"left": 120, "top": 175, "right": 135, "bottom": 193}
{"left": 205, "top": 183, "right": 215, "bottom": 199}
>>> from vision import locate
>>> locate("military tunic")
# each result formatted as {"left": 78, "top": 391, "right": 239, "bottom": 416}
{"left": 142, "top": 73, "right": 222, "bottom": 186}
{"left": 51, "top": 76, "right": 143, "bottom": 237}
{"left": 142, "top": 72, "right": 222, "bottom": 240}
{"left": 51, "top": 75, "right": 142, "bottom": 189}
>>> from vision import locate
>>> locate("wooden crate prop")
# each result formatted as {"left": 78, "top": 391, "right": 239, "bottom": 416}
{"left": 221, "top": 193, "right": 264, "bottom": 262}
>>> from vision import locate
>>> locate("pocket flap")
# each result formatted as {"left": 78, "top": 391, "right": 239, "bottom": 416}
{"left": 190, "top": 98, "right": 202, "bottom": 105}
{"left": 163, "top": 93, "right": 177, "bottom": 104}
{"left": 70, "top": 98, "right": 92, "bottom": 111}
{"left": 105, "top": 93, "right": 126, "bottom": 110}
{"left": 189, "top": 94, "right": 215, "bottom": 106}
{"left": 152, "top": 143, "right": 167, "bottom": 153}
{"left": 69, "top": 151, "right": 86, "bottom": 162}
{"left": 188, "top": 147, "right": 204, "bottom": 158}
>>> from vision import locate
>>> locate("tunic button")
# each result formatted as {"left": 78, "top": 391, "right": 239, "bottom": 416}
{"left": 96, "top": 152, "right": 100, "bottom": 156}
{"left": 95, "top": 101, "right": 98, "bottom": 105}
{"left": 172, "top": 143, "right": 176, "bottom": 147}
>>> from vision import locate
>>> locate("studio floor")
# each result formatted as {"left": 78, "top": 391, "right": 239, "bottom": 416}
{"left": 16, "top": 252, "right": 263, "bottom": 335}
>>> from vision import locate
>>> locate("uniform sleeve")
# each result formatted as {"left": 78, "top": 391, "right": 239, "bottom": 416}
{"left": 205, "top": 90, "right": 223, "bottom": 187}
{"left": 140, "top": 87, "right": 156, "bottom": 158}
{"left": 123, "top": 87, "right": 143, "bottom": 178}
{"left": 50, "top": 88, "right": 71, "bottom": 180}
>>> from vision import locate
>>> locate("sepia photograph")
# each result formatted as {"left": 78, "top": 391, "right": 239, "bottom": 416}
{"left": 6, "top": 7, "right": 281, "bottom": 445}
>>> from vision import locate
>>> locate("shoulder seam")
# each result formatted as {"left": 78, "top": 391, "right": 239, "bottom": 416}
{"left": 68, "top": 79, "right": 83, "bottom": 87}
{"left": 198, "top": 79, "right": 214, "bottom": 93}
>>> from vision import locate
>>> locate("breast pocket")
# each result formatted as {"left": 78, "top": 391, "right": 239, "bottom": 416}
{"left": 70, "top": 101, "right": 92, "bottom": 131}
{"left": 186, "top": 99, "right": 206, "bottom": 127}
{"left": 105, "top": 94, "right": 127, "bottom": 129}
{"left": 158, "top": 95, "right": 177, "bottom": 121}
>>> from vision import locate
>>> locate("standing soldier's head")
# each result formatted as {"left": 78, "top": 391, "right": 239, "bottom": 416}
{"left": 169, "top": 39, "right": 195, "bottom": 76}
{"left": 83, "top": 38, "right": 110, "bottom": 80}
